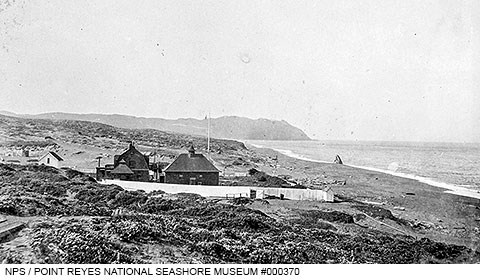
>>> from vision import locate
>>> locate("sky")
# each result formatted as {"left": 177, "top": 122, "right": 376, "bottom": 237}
{"left": 0, "top": 0, "right": 479, "bottom": 142}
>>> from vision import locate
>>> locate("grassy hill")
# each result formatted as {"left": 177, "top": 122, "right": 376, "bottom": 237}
{"left": 2, "top": 111, "right": 311, "bottom": 140}
{"left": 0, "top": 114, "right": 257, "bottom": 172}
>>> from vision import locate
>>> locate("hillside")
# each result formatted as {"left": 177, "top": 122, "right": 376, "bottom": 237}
{"left": 1, "top": 164, "right": 478, "bottom": 264}
{"left": 2, "top": 111, "right": 311, "bottom": 141}
{"left": 0, "top": 114, "right": 259, "bottom": 172}
{"left": 0, "top": 114, "right": 479, "bottom": 264}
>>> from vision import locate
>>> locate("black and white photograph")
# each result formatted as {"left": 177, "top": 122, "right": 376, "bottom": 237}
{"left": 0, "top": 0, "right": 479, "bottom": 274}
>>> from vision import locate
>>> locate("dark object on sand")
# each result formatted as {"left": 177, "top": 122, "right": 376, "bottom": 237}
{"left": 232, "top": 197, "right": 253, "bottom": 205}
{"left": 260, "top": 200, "right": 270, "bottom": 205}
{"left": 406, "top": 192, "right": 416, "bottom": 196}
{"left": 300, "top": 210, "right": 355, "bottom": 224}
{"left": 334, "top": 155, "right": 343, "bottom": 164}
{"left": 248, "top": 168, "right": 260, "bottom": 175}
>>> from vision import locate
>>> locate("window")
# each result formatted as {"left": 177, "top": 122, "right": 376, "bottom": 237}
{"left": 189, "top": 178, "right": 196, "bottom": 185}
{"left": 47, "top": 158, "right": 50, "bottom": 164}
{"left": 199, "top": 175, "right": 203, "bottom": 178}
{"left": 179, "top": 174, "right": 183, "bottom": 178}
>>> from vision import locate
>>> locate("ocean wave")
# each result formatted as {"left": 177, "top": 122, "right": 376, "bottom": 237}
{"left": 272, "top": 148, "right": 332, "bottom": 164}
{"left": 247, "top": 143, "right": 264, "bottom": 149}
{"left": 268, "top": 147, "right": 480, "bottom": 200}
{"left": 346, "top": 164, "right": 480, "bottom": 199}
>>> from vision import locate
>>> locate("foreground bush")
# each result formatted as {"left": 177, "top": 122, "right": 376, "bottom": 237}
{"left": 1, "top": 163, "right": 479, "bottom": 264}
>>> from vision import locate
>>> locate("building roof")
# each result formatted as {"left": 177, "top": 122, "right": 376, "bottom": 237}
{"left": 40, "top": 151, "right": 64, "bottom": 161}
{"left": 111, "top": 161, "right": 134, "bottom": 174}
{"left": 164, "top": 153, "right": 219, "bottom": 173}
{"left": 115, "top": 142, "right": 149, "bottom": 170}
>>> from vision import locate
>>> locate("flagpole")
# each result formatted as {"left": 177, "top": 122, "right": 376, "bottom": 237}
{"left": 207, "top": 112, "right": 211, "bottom": 154}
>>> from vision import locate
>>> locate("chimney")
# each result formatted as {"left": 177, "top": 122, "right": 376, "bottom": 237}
{"left": 188, "top": 145, "right": 195, "bottom": 157}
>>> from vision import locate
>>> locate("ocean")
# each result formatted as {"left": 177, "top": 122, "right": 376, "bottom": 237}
{"left": 245, "top": 140, "right": 480, "bottom": 199}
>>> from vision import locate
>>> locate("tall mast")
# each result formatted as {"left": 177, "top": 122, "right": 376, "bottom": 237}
{"left": 207, "top": 112, "right": 211, "bottom": 154}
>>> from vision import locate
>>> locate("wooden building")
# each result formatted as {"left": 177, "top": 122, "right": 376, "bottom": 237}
{"left": 164, "top": 145, "right": 220, "bottom": 185}
{"left": 39, "top": 151, "right": 64, "bottom": 168}
{"left": 96, "top": 142, "right": 150, "bottom": 181}
{"left": 110, "top": 159, "right": 135, "bottom": 180}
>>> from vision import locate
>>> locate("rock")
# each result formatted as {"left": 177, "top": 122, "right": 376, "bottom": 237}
{"left": 354, "top": 213, "right": 367, "bottom": 221}
{"left": 413, "top": 221, "right": 434, "bottom": 229}
{"left": 394, "top": 206, "right": 406, "bottom": 211}
{"left": 334, "top": 155, "right": 343, "bottom": 164}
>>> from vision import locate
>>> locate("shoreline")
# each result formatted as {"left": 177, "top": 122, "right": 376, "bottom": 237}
{"left": 246, "top": 142, "right": 480, "bottom": 200}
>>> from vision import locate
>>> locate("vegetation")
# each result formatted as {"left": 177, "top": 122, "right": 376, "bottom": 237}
{"left": 1, "top": 163, "right": 479, "bottom": 264}
{"left": 0, "top": 114, "right": 246, "bottom": 155}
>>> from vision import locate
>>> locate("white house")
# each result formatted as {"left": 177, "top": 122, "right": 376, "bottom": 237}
{"left": 39, "top": 151, "right": 64, "bottom": 168}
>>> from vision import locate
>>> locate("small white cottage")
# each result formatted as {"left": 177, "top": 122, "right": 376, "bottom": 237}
{"left": 39, "top": 151, "right": 64, "bottom": 168}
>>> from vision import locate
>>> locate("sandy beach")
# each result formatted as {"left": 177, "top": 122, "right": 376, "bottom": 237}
{"left": 245, "top": 144, "right": 480, "bottom": 250}
{"left": 246, "top": 142, "right": 480, "bottom": 201}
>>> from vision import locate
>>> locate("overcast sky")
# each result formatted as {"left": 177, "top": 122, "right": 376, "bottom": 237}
{"left": 1, "top": 0, "right": 479, "bottom": 142}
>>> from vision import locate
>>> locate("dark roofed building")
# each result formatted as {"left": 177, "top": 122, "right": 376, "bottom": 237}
{"left": 96, "top": 142, "right": 150, "bottom": 181}
{"left": 110, "top": 159, "right": 135, "bottom": 180}
{"left": 164, "top": 145, "right": 219, "bottom": 185}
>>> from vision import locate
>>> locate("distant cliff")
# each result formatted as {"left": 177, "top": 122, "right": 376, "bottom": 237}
{"left": 3, "top": 112, "right": 311, "bottom": 141}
